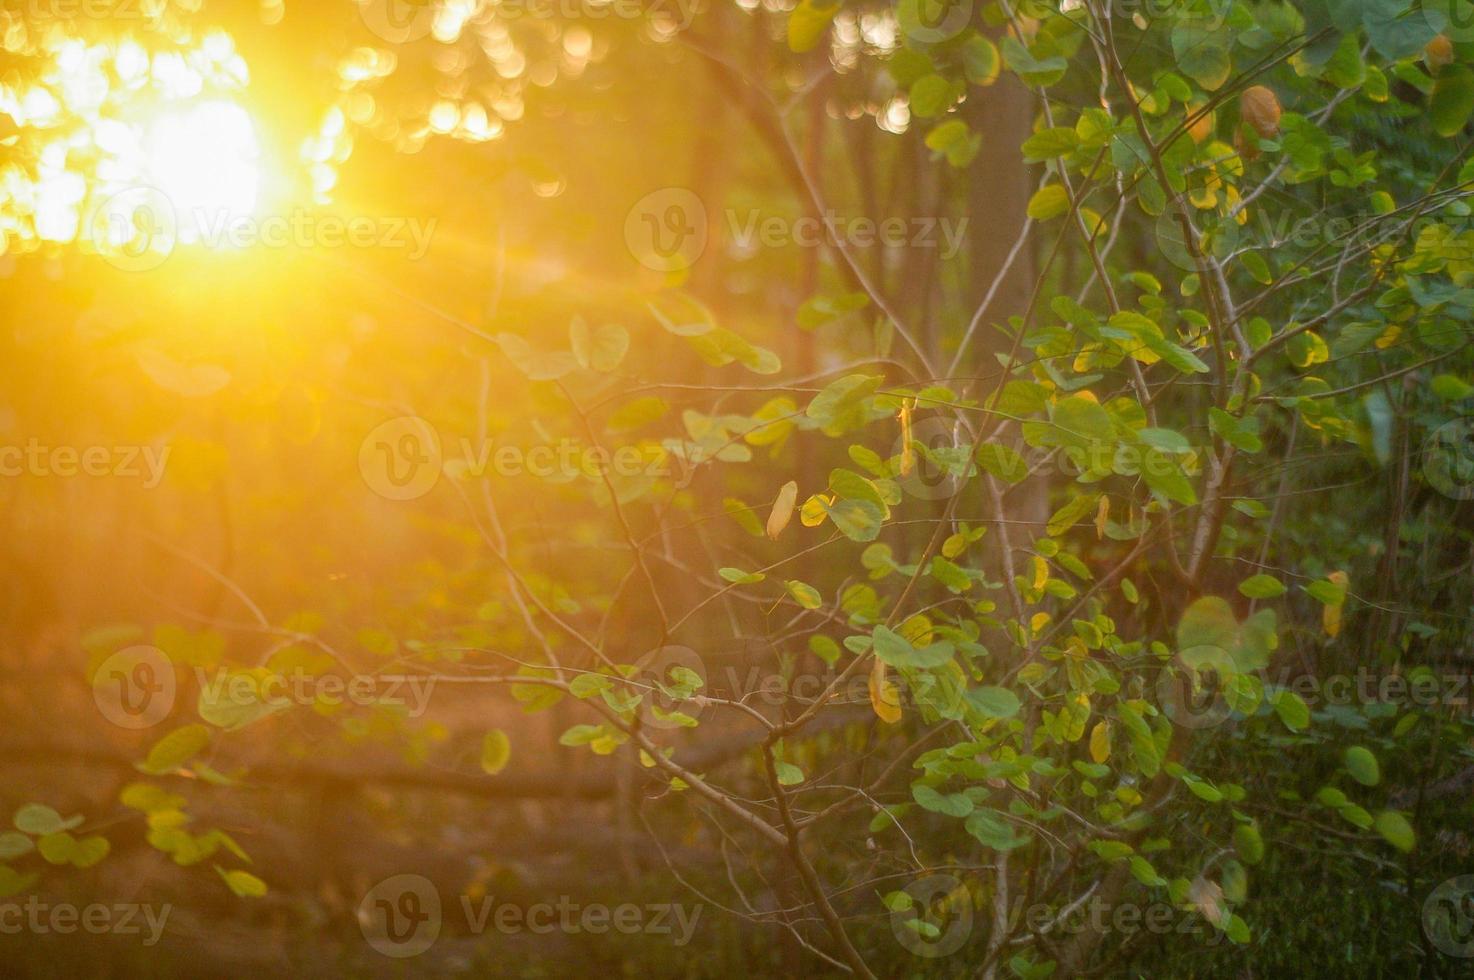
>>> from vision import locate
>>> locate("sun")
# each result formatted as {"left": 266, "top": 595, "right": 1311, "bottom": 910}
{"left": 87, "top": 97, "right": 267, "bottom": 264}
{"left": 141, "top": 99, "right": 263, "bottom": 236}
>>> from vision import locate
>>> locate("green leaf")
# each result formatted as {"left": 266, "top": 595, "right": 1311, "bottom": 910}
{"left": 1178, "top": 596, "right": 1238, "bottom": 651}
{"left": 718, "top": 567, "right": 766, "bottom": 584}
{"left": 1142, "top": 452, "right": 1198, "bottom": 505}
{"left": 976, "top": 442, "right": 1028, "bottom": 484}
{"left": 604, "top": 394, "right": 669, "bottom": 430}
{"left": 968, "top": 686, "right": 1021, "bottom": 719}
{"left": 0, "top": 833, "right": 33, "bottom": 860}
{"left": 1363, "top": 0, "right": 1440, "bottom": 59}
{"left": 1129, "top": 855, "right": 1167, "bottom": 887}
{"left": 872, "top": 625, "right": 955, "bottom": 668}
{"left": 1241, "top": 251, "right": 1272, "bottom": 285}
{"left": 820, "top": 497, "right": 884, "bottom": 542}
{"left": 38, "top": 831, "right": 110, "bottom": 868}
{"left": 1027, "top": 184, "right": 1071, "bottom": 220}
{"left": 1021, "top": 127, "right": 1079, "bottom": 162}
{"left": 961, "top": 34, "right": 1000, "bottom": 86}
{"left": 1171, "top": 20, "right": 1232, "bottom": 90}
{"left": 1208, "top": 408, "right": 1263, "bottom": 453}
{"left": 197, "top": 671, "right": 287, "bottom": 731}
{"left": 1001, "top": 36, "right": 1066, "bottom": 86}
{"left": 786, "top": 580, "right": 823, "bottom": 609}
{"left": 647, "top": 298, "right": 715, "bottom": 336}
{"left": 38, "top": 832, "right": 110, "bottom": 868}
{"left": 797, "top": 291, "right": 869, "bottom": 330}
{"left": 569, "top": 318, "right": 629, "bottom": 372}
{"left": 964, "top": 808, "right": 1028, "bottom": 850}
{"left": 1344, "top": 746, "right": 1380, "bottom": 787}
{"left": 480, "top": 730, "right": 512, "bottom": 775}
{"left": 930, "top": 556, "right": 973, "bottom": 593}
{"left": 913, "top": 784, "right": 973, "bottom": 816}
{"left": 1233, "top": 823, "right": 1265, "bottom": 864}
{"left": 909, "top": 74, "right": 953, "bottom": 118}
{"left": 1237, "top": 574, "right": 1286, "bottom": 599}
{"left": 1090, "top": 840, "right": 1135, "bottom": 861}
{"left": 888, "top": 48, "right": 933, "bottom": 87}
{"left": 216, "top": 866, "right": 268, "bottom": 897}
{"left": 1305, "top": 578, "right": 1348, "bottom": 605}
{"left": 1032, "top": 395, "right": 1112, "bottom": 451}
{"left": 1373, "top": 810, "right": 1415, "bottom": 852}
{"left": 1274, "top": 690, "right": 1311, "bottom": 731}
{"left": 14, "top": 804, "right": 83, "bottom": 836}
{"left": 496, "top": 333, "right": 578, "bottom": 381}
{"left": 806, "top": 374, "right": 883, "bottom": 434}
{"left": 809, "top": 635, "right": 841, "bottom": 666}
{"left": 1431, "top": 66, "right": 1474, "bottom": 137}
{"left": 724, "top": 497, "right": 766, "bottom": 537}
{"left": 924, "top": 120, "right": 980, "bottom": 167}
{"left": 1046, "top": 492, "right": 1099, "bottom": 536}
{"left": 37, "top": 832, "right": 73, "bottom": 865}
{"left": 139, "top": 724, "right": 212, "bottom": 775}
{"left": 0, "top": 867, "right": 38, "bottom": 898}
{"left": 829, "top": 468, "right": 887, "bottom": 508}
{"left": 1431, "top": 373, "right": 1474, "bottom": 400}
{"left": 787, "top": 0, "right": 838, "bottom": 52}
{"left": 775, "top": 761, "right": 805, "bottom": 786}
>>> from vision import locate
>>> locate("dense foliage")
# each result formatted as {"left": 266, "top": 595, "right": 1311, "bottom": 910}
{"left": 2, "top": 0, "right": 1473, "bottom": 975}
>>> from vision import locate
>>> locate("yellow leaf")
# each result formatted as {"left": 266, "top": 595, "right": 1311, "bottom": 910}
{"left": 1094, "top": 495, "right": 1110, "bottom": 539}
{"left": 869, "top": 657, "right": 902, "bottom": 724}
{"left": 1090, "top": 720, "right": 1111, "bottom": 763}
{"left": 800, "top": 493, "right": 831, "bottom": 527}
{"left": 1031, "top": 555, "right": 1049, "bottom": 591}
{"left": 1323, "top": 570, "right": 1348, "bottom": 638}
{"left": 480, "top": 729, "right": 511, "bottom": 775}
{"left": 899, "top": 399, "right": 915, "bottom": 476}
{"left": 767, "top": 480, "right": 799, "bottom": 539}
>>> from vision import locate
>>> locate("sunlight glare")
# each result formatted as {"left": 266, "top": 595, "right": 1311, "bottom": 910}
{"left": 144, "top": 100, "right": 262, "bottom": 238}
